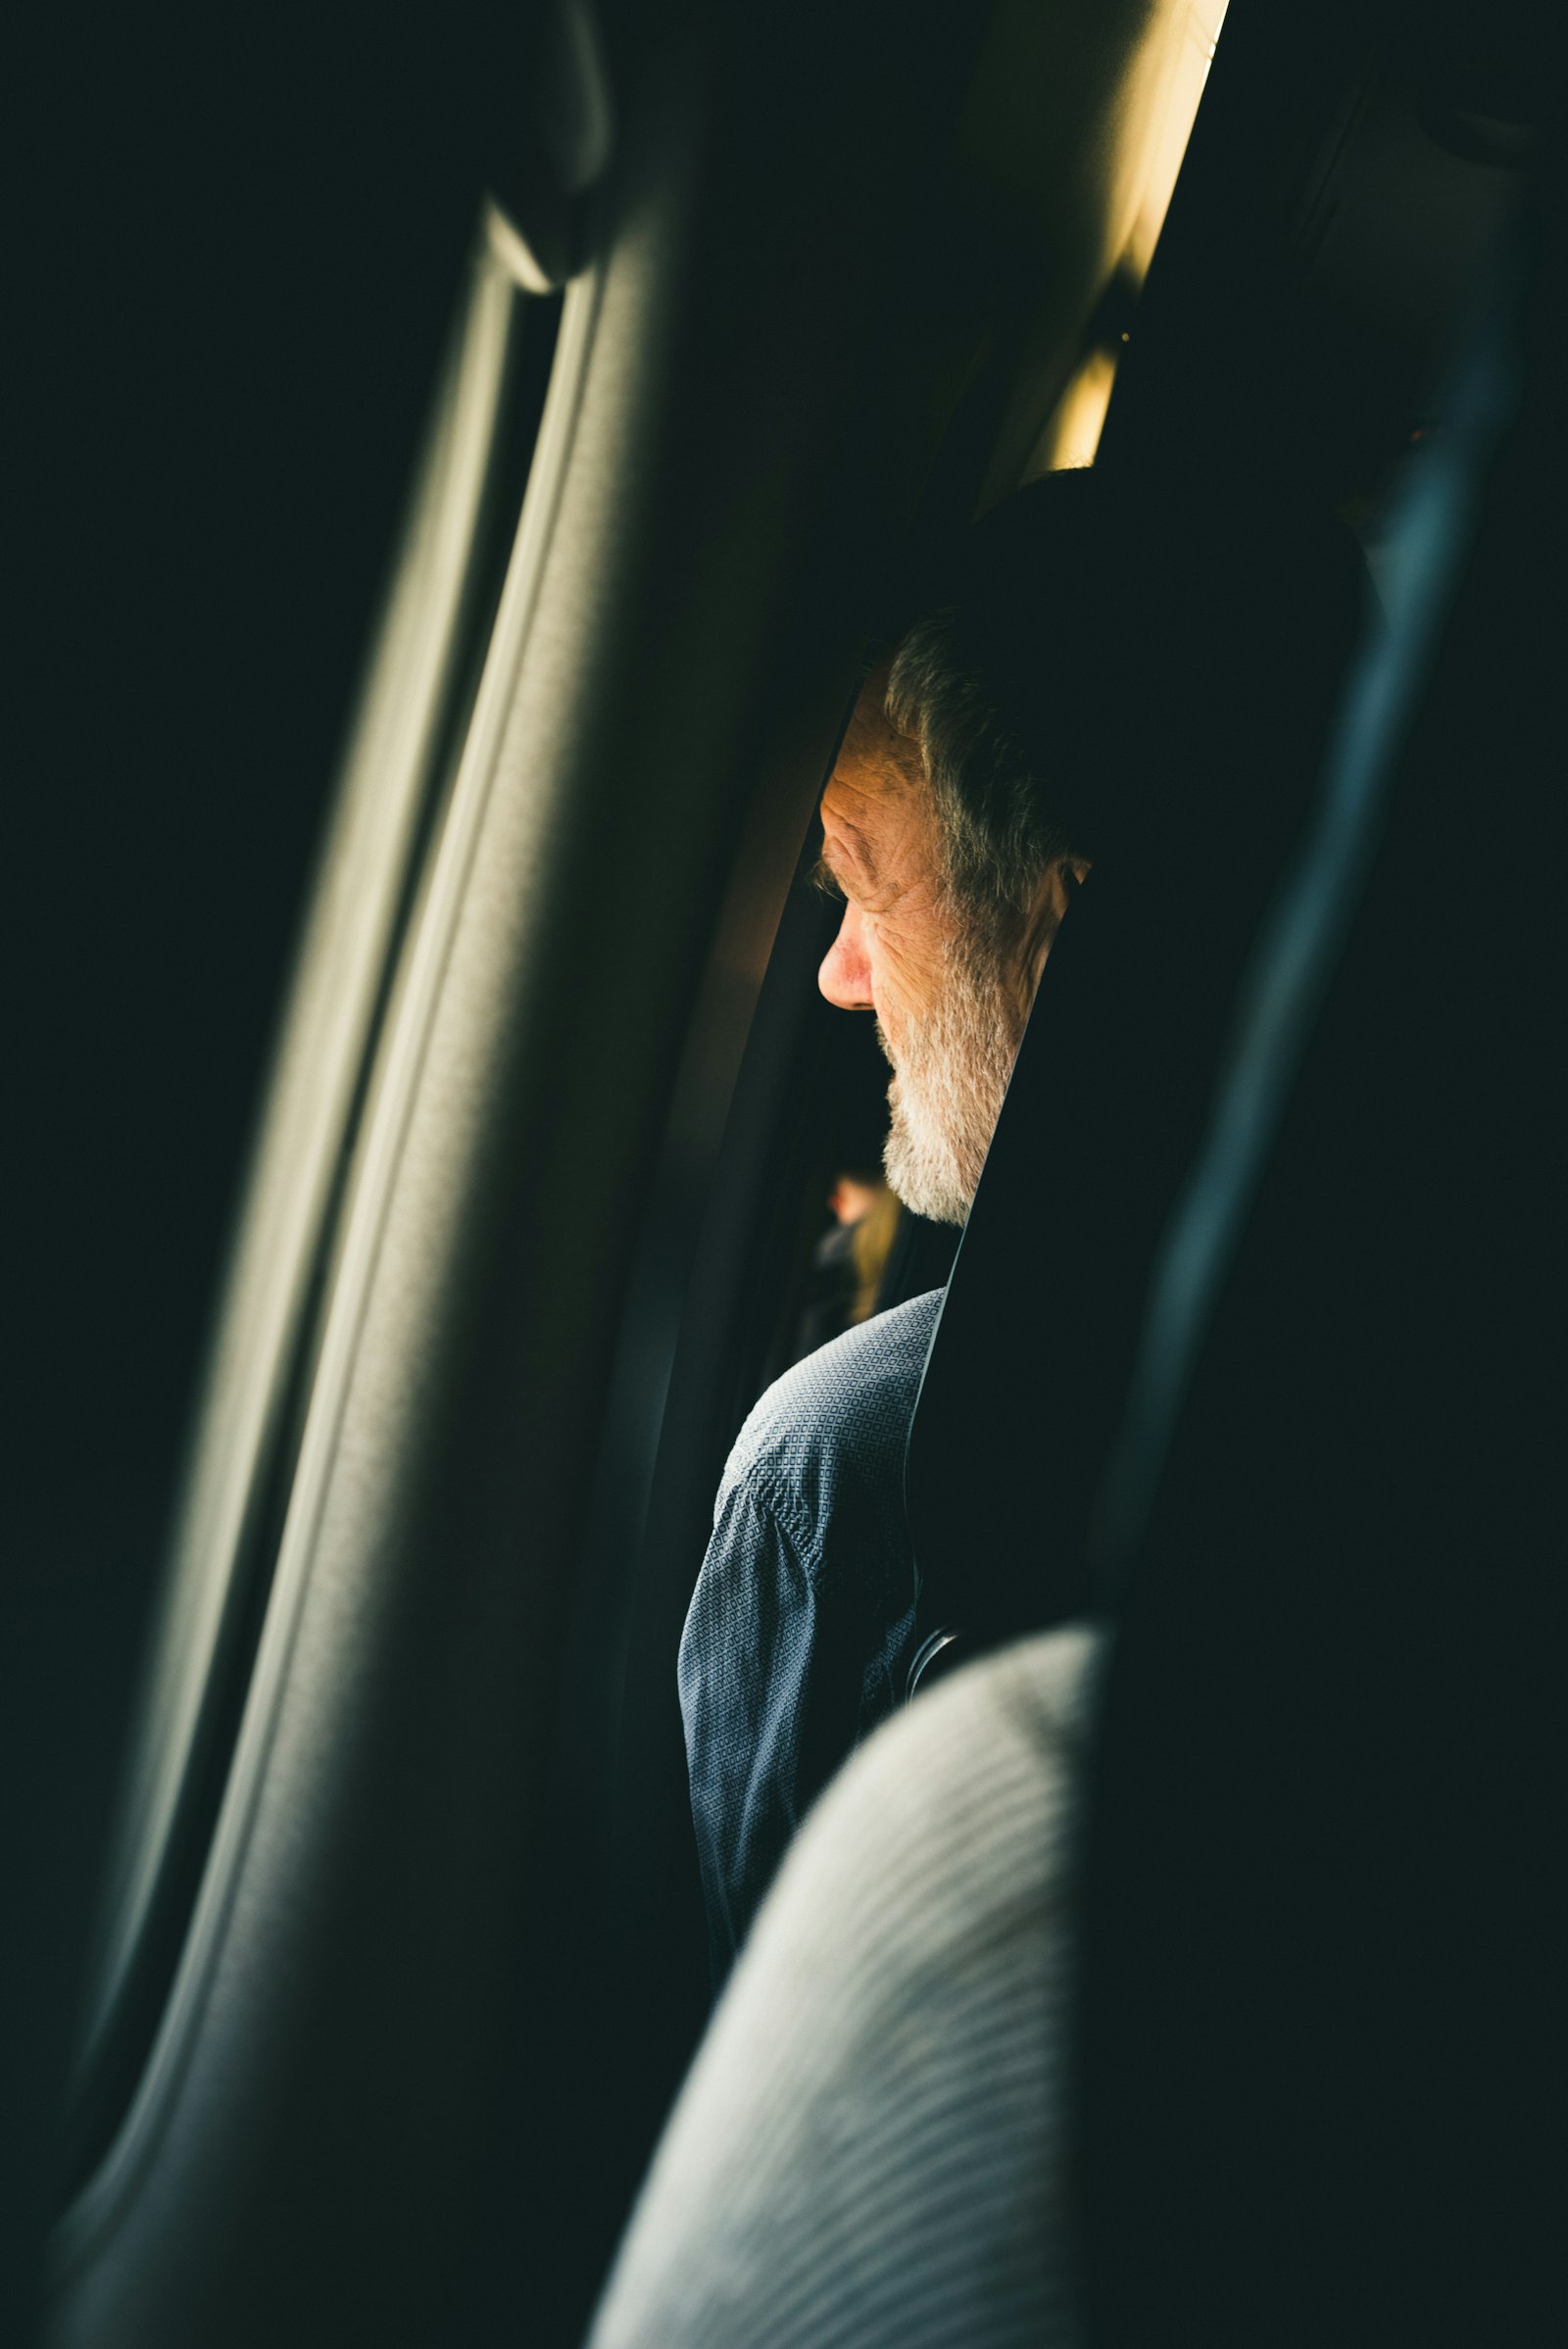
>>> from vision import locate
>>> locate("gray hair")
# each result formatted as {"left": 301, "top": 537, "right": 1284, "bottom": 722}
{"left": 880, "top": 469, "right": 1106, "bottom": 923}
{"left": 882, "top": 466, "right": 1370, "bottom": 942}
{"left": 885, "top": 608, "right": 1076, "bottom": 921}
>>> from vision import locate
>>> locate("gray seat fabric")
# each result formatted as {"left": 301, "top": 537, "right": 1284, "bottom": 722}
{"left": 587, "top": 1627, "right": 1103, "bottom": 2349}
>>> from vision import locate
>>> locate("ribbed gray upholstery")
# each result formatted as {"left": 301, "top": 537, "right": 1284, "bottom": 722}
{"left": 588, "top": 1627, "right": 1103, "bottom": 2349}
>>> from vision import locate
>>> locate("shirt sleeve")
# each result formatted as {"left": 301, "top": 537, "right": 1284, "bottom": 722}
{"left": 678, "top": 1467, "right": 868, "bottom": 1991}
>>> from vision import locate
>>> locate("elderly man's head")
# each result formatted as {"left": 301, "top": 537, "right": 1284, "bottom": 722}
{"left": 817, "top": 470, "right": 1102, "bottom": 1225}
{"left": 815, "top": 464, "right": 1367, "bottom": 1228}
{"left": 816, "top": 673, "right": 1079, "bottom": 1223}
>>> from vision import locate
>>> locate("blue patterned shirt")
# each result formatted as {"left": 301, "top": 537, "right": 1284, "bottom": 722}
{"left": 678, "top": 1289, "right": 944, "bottom": 1986}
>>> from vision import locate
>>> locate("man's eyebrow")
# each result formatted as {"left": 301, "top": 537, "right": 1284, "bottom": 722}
{"left": 816, "top": 820, "right": 879, "bottom": 891}
{"left": 809, "top": 849, "right": 846, "bottom": 900}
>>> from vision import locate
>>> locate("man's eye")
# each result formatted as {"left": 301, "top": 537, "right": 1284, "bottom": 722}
{"left": 809, "top": 854, "right": 846, "bottom": 905}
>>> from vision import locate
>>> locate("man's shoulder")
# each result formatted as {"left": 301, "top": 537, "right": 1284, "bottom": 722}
{"left": 720, "top": 1288, "right": 945, "bottom": 1517}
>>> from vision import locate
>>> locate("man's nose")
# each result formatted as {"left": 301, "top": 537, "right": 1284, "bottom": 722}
{"left": 818, "top": 905, "right": 875, "bottom": 1010}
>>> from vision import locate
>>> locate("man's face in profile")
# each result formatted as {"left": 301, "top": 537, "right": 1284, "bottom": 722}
{"left": 816, "top": 678, "right": 1033, "bottom": 1226}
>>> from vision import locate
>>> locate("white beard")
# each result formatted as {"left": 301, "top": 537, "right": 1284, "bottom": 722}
{"left": 879, "top": 938, "right": 1024, "bottom": 1227}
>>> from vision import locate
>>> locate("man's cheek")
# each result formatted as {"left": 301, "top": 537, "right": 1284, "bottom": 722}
{"left": 872, "top": 929, "right": 938, "bottom": 1026}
